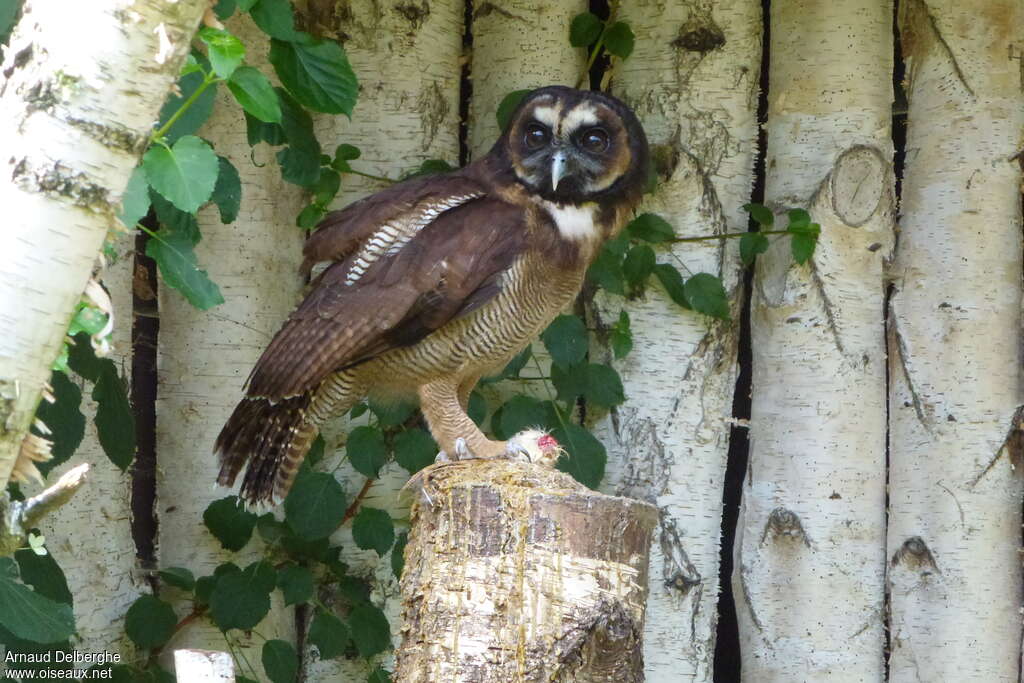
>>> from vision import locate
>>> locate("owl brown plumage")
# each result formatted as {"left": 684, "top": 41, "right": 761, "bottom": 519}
{"left": 216, "top": 86, "right": 649, "bottom": 505}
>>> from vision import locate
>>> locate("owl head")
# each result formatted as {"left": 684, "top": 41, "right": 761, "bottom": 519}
{"left": 496, "top": 85, "right": 649, "bottom": 206}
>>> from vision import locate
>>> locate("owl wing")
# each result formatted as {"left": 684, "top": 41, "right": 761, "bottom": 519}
{"left": 246, "top": 179, "right": 526, "bottom": 400}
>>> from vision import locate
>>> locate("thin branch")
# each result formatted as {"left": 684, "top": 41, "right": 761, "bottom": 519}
{"left": 1, "top": 463, "right": 90, "bottom": 556}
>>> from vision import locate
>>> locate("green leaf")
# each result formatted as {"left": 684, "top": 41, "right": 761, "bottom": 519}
{"left": 0, "top": 573, "right": 75, "bottom": 643}
{"left": 245, "top": 112, "right": 286, "bottom": 146}
{"left": 308, "top": 608, "right": 350, "bottom": 659}
{"left": 228, "top": 66, "right": 282, "bottom": 123}
{"left": 367, "top": 667, "right": 392, "bottom": 683}
{"left": 118, "top": 166, "right": 150, "bottom": 228}
{"left": 569, "top": 11, "right": 603, "bottom": 47}
{"left": 33, "top": 371, "right": 84, "bottom": 475}
{"left": 405, "top": 158, "right": 455, "bottom": 178}
{"left": 236, "top": 0, "right": 258, "bottom": 11}
{"left": 306, "top": 434, "right": 326, "bottom": 466}
{"left": 367, "top": 397, "right": 416, "bottom": 426}
{"left": 67, "top": 333, "right": 104, "bottom": 382}
{"left": 684, "top": 272, "right": 730, "bottom": 320}
{"left": 143, "top": 136, "right": 218, "bottom": 213}
{"left": 92, "top": 362, "right": 135, "bottom": 471}
{"left": 194, "top": 576, "right": 217, "bottom": 605}
{"left": 14, "top": 550, "right": 72, "bottom": 606}
{"left": 393, "top": 428, "right": 437, "bottom": 474}
{"left": 497, "top": 395, "right": 552, "bottom": 440}
{"left": 391, "top": 532, "right": 408, "bottom": 580}
{"left": 352, "top": 507, "right": 394, "bottom": 557}
{"left": 551, "top": 363, "right": 625, "bottom": 408}
{"left": 586, "top": 246, "right": 625, "bottom": 295}
{"left": 213, "top": 0, "right": 237, "bottom": 19}
{"left": 603, "top": 21, "right": 635, "bottom": 59}
{"left": 626, "top": 213, "right": 674, "bottom": 243}
{"left": 199, "top": 27, "right": 245, "bottom": 79}
{"left": 349, "top": 602, "right": 392, "bottom": 658}
{"left": 743, "top": 202, "right": 774, "bottom": 227}
{"left": 276, "top": 87, "right": 320, "bottom": 154}
{"left": 276, "top": 564, "right": 313, "bottom": 606}
{"left": 297, "top": 203, "right": 326, "bottom": 230}
{"left": 68, "top": 305, "right": 107, "bottom": 337}
{"left": 0, "top": 0, "right": 19, "bottom": 43}
{"left": 250, "top": 0, "right": 308, "bottom": 42}
{"left": 553, "top": 422, "right": 606, "bottom": 489}
{"left": 125, "top": 595, "right": 177, "bottom": 649}
{"left": 496, "top": 89, "right": 531, "bottom": 131}
{"left": 347, "top": 425, "right": 388, "bottom": 478}
{"left": 159, "top": 567, "right": 195, "bottom": 591}
{"left": 156, "top": 69, "right": 218, "bottom": 144}
{"left": 610, "top": 310, "right": 632, "bottom": 360}
{"left": 209, "top": 566, "right": 272, "bottom": 631}
{"left": 335, "top": 143, "right": 361, "bottom": 161}
{"left": 313, "top": 167, "right": 341, "bottom": 205}
{"left": 786, "top": 208, "right": 811, "bottom": 230}
{"left": 262, "top": 639, "right": 298, "bottom": 683}
{"left": 147, "top": 230, "right": 224, "bottom": 310}
{"left": 270, "top": 39, "right": 358, "bottom": 116}
{"left": 789, "top": 222, "right": 821, "bottom": 265}
{"left": 622, "top": 244, "right": 656, "bottom": 289}
{"left": 739, "top": 232, "right": 769, "bottom": 266}
{"left": 541, "top": 315, "right": 588, "bottom": 369}
{"left": 468, "top": 390, "right": 487, "bottom": 426}
{"left": 212, "top": 156, "right": 242, "bottom": 224}
{"left": 284, "top": 468, "right": 346, "bottom": 540}
{"left": 276, "top": 146, "right": 321, "bottom": 187}
{"left": 652, "top": 263, "right": 690, "bottom": 309}
{"left": 150, "top": 190, "right": 201, "bottom": 244}
{"left": 203, "top": 496, "right": 257, "bottom": 551}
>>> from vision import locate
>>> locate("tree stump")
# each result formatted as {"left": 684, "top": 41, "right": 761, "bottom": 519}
{"left": 395, "top": 460, "right": 659, "bottom": 682}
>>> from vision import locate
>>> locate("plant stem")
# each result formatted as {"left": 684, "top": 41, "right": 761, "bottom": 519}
{"left": 669, "top": 229, "right": 790, "bottom": 244}
{"left": 340, "top": 477, "right": 374, "bottom": 526}
{"left": 151, "top": 72, "right": 219, "bottom": 142}
{"left": 343, "top": 168, "right": 396, "bottom": 184}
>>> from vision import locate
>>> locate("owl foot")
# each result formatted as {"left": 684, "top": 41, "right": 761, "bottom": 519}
{"left": 434, "top": 430, "right": 563, "bottom": 468}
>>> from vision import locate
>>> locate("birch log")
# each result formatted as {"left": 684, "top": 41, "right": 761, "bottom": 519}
{"left": 395, "top": 460, "right": 658, "bottom": 681}
{"left": 299, "top": 1, "right": 464, "bottom": 677}
{"left": 154, "top": 14, "right": 301, "bottom": 664}
{"left": 886, "top": 2, "right": 1024, "bottom": 680}
{"left": 732, "top": 1, "right": 894, "bottom": 680}
{"left": 594, "top": 2, "right": 759, "bottom": 680}
{"left": 0, "top": 0, "right": 206, "bottom": 491}
{"left": 30, "top": 251, "right": 143, "bottom": 653}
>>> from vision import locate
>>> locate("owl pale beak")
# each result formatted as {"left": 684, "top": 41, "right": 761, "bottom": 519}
{"left": 550, "top": 151, "right": 568, "bottom": 191}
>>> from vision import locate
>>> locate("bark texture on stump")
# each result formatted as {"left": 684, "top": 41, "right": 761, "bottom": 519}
{"left": 396, "top": 460, "right": 658, "bottom": 682}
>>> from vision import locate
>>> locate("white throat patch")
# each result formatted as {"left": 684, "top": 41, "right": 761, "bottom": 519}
{"left": 541, "top": 200, "right": 599, "bottom": 241}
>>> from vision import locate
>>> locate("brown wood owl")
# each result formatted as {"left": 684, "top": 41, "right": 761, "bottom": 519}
{"left": 216, "top": 85, "right": 649, "bottom": 505}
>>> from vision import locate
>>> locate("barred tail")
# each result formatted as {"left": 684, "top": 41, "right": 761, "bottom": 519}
{"left": 214, "top": 395, "right": 317, "bottom": 507}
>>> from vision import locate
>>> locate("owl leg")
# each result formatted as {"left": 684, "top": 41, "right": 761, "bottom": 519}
{"left": 419, "top": 378, "right": 507, "bottom": 460}
{"left": 457, "top": 374, "right": 481, "bottom": 412}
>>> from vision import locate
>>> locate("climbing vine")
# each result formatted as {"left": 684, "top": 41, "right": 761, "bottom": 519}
{"left": 1, "top": 3, "right": 819, "bottom": 682}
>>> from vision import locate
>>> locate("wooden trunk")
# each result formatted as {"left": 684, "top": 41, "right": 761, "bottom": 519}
{"left": 396, "top": 460, "right": 658, "bottom": 682}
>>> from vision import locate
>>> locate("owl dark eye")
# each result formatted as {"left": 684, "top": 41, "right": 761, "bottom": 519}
{"left": 580, "top": 127, "right": 610, "bottom": 153}
{"left": 524, "top": 123, "right": 550, "bottom": 151}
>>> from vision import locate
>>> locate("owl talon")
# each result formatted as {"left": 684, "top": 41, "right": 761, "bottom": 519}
{"left": 454, "top": 437, "right": 471, "bottom": 460}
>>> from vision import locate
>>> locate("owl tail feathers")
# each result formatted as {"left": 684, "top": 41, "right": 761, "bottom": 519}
{"left": 214, "top": 395, "right": 317, "bottom": 508}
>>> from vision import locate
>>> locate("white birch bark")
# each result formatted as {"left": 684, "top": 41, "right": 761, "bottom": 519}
{"left": 467, "top": 0, "right": 586, "bottom": 159}
{"left": 732, "top": 1, "right": 894, "bottom": 680}
{"left": 30, "top": 251, "right": 144, "bottom": 656}
{"left": 0, "top": 0, "right": 206, "bottom": 491}
{"left": 302, "top": 1, "right": 463, "bottom": 678}
{"left": 886, "top": 2, "right": 1024, "bottom": 680}
{"left": 592, "top": 2, "right": 759, "bottom": 681}
{"left": 154, "top": 15, "right": 301, "bottom": 670}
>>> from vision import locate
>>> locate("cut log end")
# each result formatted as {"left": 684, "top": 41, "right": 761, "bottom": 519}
{"left": 396, "top": 459, "right": 659, "bottom": 682}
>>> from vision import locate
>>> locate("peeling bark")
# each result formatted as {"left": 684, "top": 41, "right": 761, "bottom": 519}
{"left": 732, "top": 1, "right": 895, "bottom": 680}
{"left": 0, "top": 0, "right": 206, "bottom": 495}
{"left": 886, "top": 2, "right": 1024, "bottom": 680}
{"left": 395, "top": 460, "right": 657, "bottom": 681}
